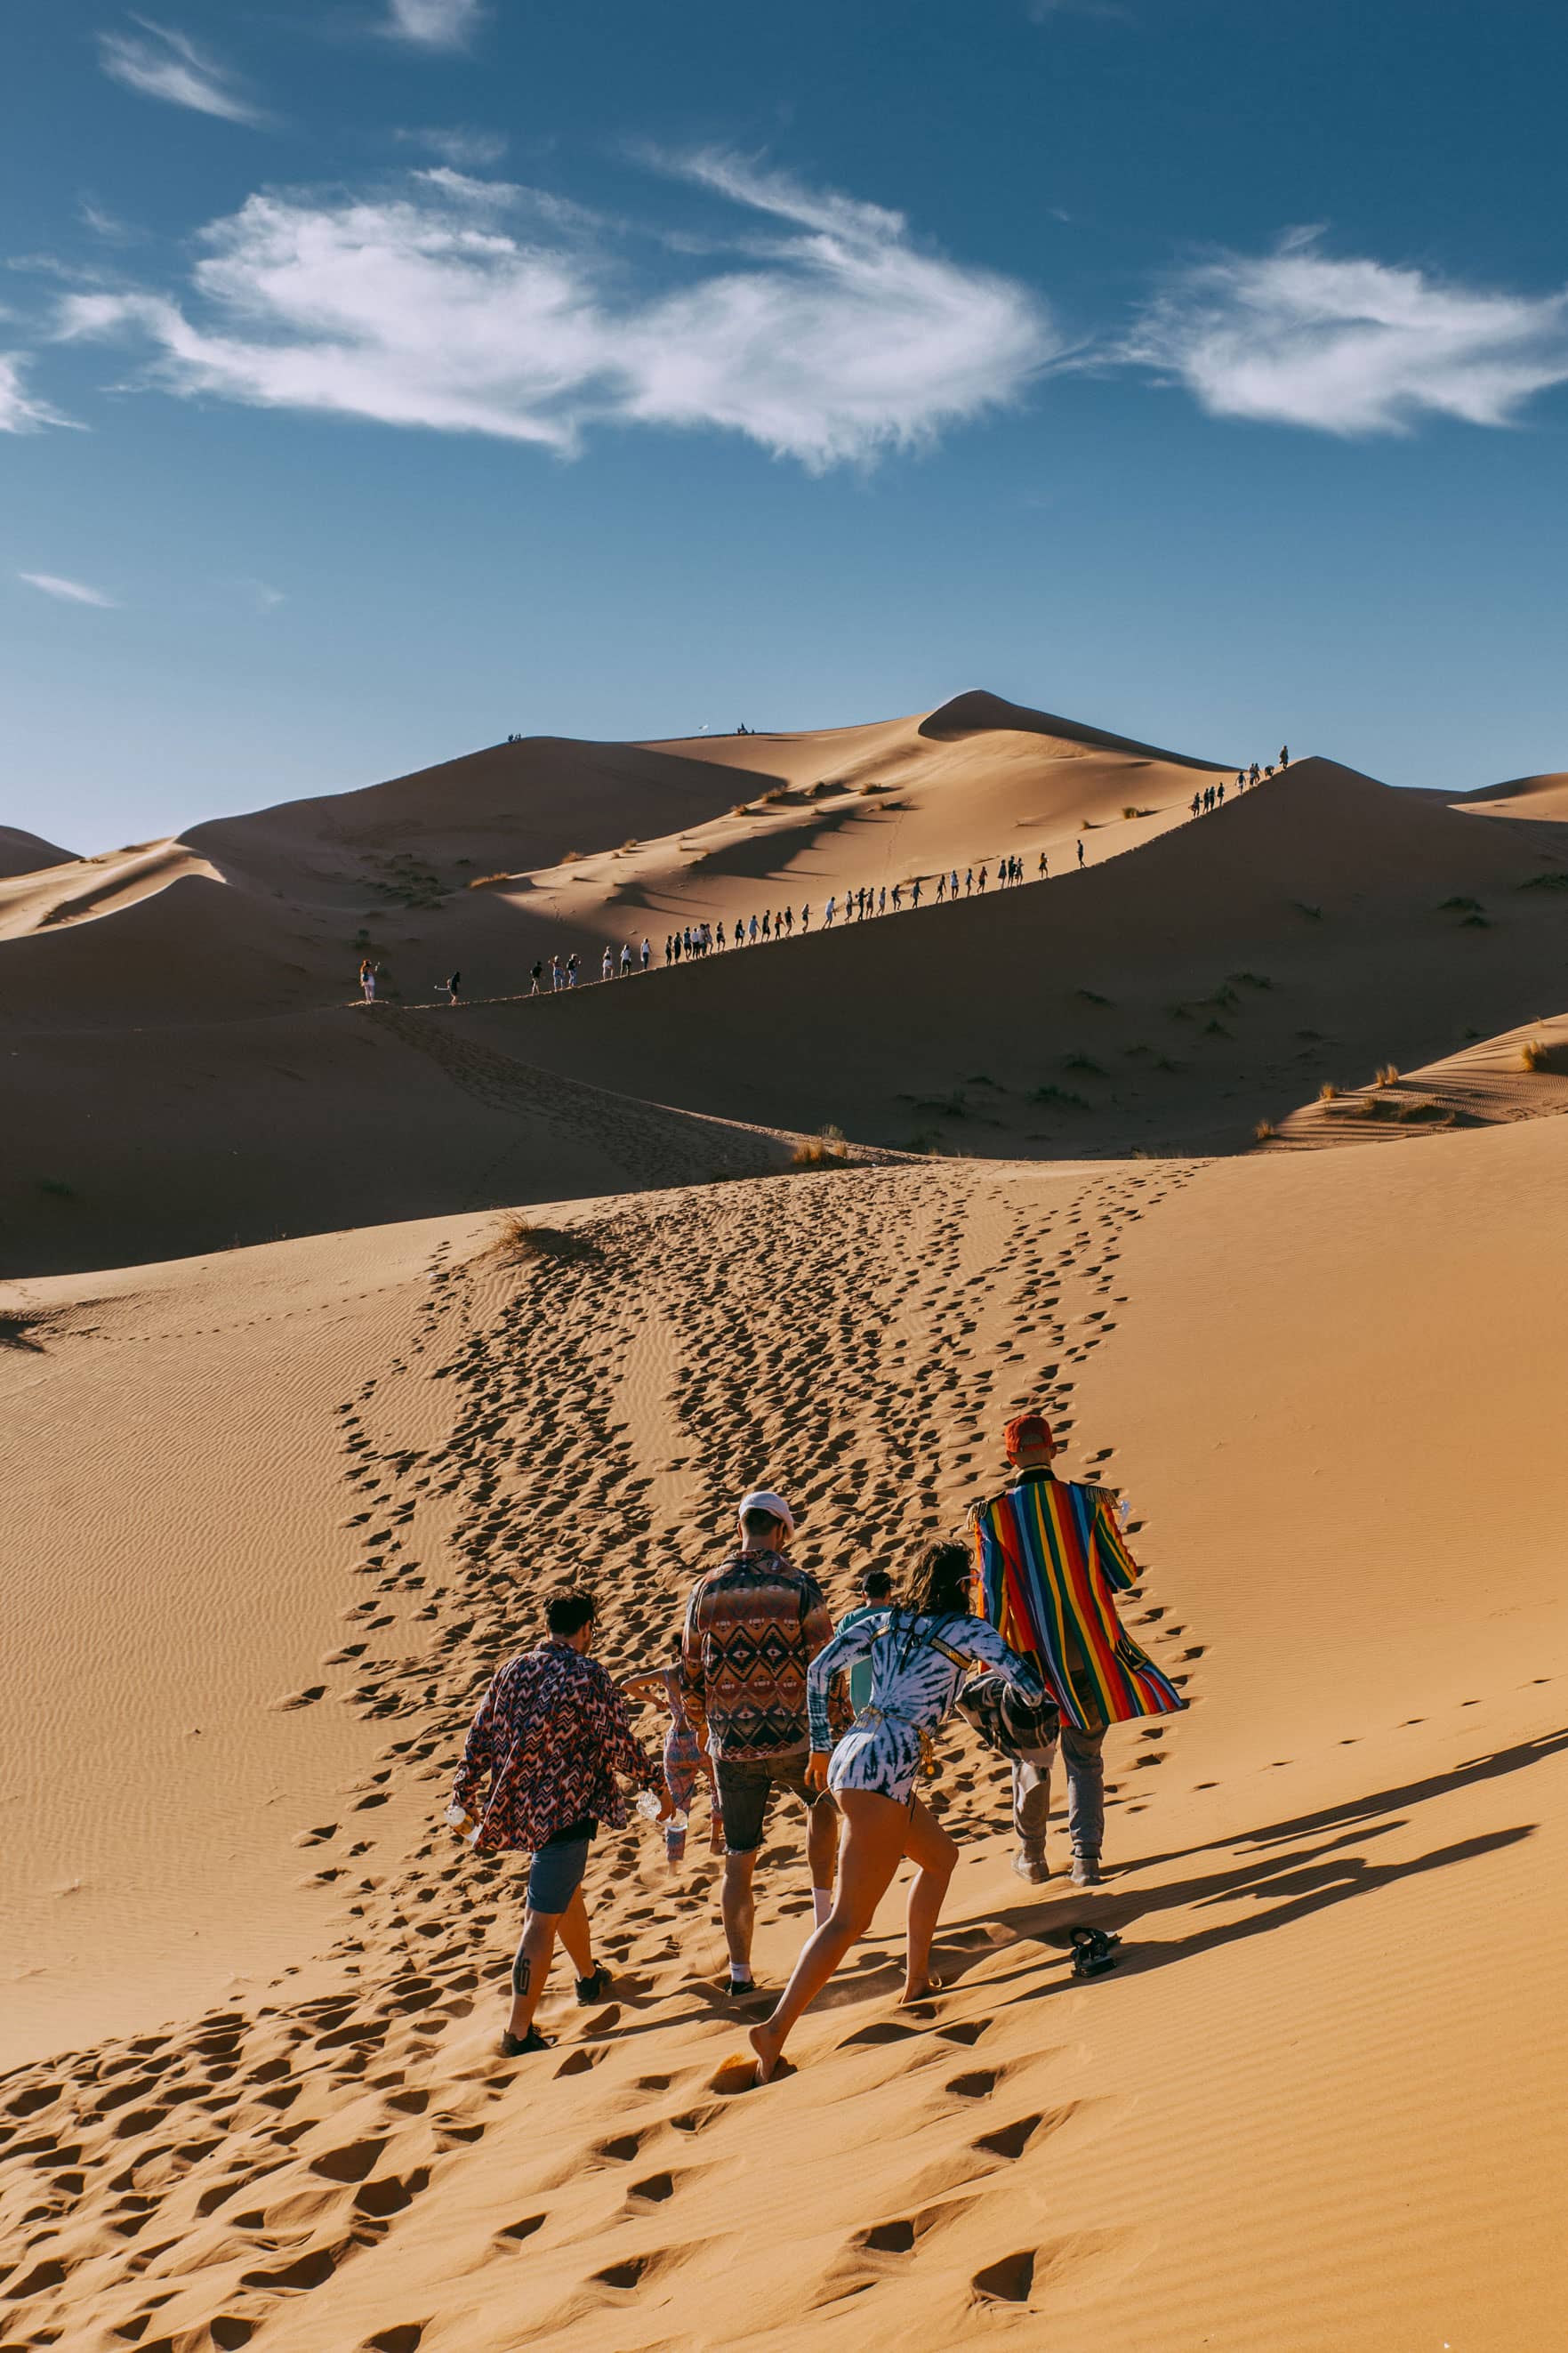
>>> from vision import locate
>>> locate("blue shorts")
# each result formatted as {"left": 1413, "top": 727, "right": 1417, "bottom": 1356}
{"left": 526, "top": 1833, "right": 592, "bottom": 1914}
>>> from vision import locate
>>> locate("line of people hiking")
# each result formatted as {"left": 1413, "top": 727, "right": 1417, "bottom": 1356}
{"left": 356, "top": 756, "right": 1291, "bottom": 1007}
{"left": 448, "top": 1409, "right": 1186, "bottom": 2080}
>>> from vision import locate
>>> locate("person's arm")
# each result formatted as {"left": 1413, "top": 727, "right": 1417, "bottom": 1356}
{"left": 678, "top": 1584, "right": 708, "bottom": 1744}
{"left": 618, "top": 1671, "right": 671, "bottom": 1708}
{"left": 805, "top": 1617, "right": 878, "bottom": 1753}
{"left": 593, "top": 1669, "right": 667, "bottom": 1801}
{"left": 1090, "top": 1487, "right": 1141, "bottom": 1593}
{"left": 961, "top": 1618, "right": 1047, "bottom": 1708}
{"left": 450, "top": 1669, "right": 501, "bottom": 1824}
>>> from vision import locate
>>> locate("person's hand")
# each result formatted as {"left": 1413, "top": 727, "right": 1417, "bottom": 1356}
{"left": 805, "top": 1752, "right": 831, "bottom": 1793}
{"left": 656, "top": 1785, "right": 676, "bottom": 1821}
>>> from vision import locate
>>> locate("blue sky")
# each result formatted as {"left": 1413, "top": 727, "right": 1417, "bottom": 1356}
{"left": 5, "top": 0, "right": 1568, "bottom": 850}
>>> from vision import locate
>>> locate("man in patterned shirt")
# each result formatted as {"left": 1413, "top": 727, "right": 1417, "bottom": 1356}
{"left": 681, "top": 1489, "right": 840, "bottom": 1997}
{"left": 451, "top": 1588, "right": 668, "bottom": 2056}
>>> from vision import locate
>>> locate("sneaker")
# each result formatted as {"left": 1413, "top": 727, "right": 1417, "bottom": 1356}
{"left": 575, "top": 1966, "right": 613, "bottom": 2006}
{"left": 499, "top": 2027, "right": 553, "bottom": 2057}
{"left": 726, "top": 1973, "right": 759, "bottom": 2000}
{"left": 1069, "top": 1853, "right": 1104, "bottom": 1888}
{"left": 1011, "top": 1849, "right": 1049, "bottom": 1884}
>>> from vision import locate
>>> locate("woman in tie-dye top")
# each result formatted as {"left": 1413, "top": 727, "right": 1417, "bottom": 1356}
{"left": 750, "top": 1542, "right": 1040, "bottom": 2084}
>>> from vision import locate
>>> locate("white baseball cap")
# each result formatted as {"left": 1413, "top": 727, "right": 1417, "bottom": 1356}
{"left": 736, "top": 1487, "right": 795, "bottom": 1534}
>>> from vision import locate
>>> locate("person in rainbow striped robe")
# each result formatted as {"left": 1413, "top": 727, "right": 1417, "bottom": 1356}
{"left": 968, "top": 1409, "right": 1186, "bottom": 1887}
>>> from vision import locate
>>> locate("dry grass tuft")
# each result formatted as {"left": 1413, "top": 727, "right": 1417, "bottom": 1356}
{"left": 792, "top": 1124, "right": 850, "bottom": 1168}
{"left": 467, "top": 872, "right": 511, "bottom": 889}
{"left": 1521, "top": 1037, "right": 1558, "bottom": 1072}
{"left": 495, "top": 1213, "right": 599, "bottom": 1264}
{"left": 1373, "top": 1063, "right": 1400, "bottom": 1087}
{"left": 1253, "top": 1119, "right": 1278, "bottom": 1143}
{"left": 1318, "top": 1081, "right": 1339, "bottom": 1102}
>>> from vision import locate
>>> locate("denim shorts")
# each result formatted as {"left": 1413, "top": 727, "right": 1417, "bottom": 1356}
{"left": 526, "top": 1833, "right": 592, "bottom": 1914}
{"left": 716, "top": 1752, "right": 825, "bottom": 1855}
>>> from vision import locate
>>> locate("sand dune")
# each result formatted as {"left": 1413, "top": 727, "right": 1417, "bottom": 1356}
{"left": 3, "top": 1117, "right": 1565, "bottom": 2351}
{"left": 0, "top": 825, "right": 75, "bottom": 880}
{"left": 1267, "top": 1002, "right": 1568, "bottom": 1146}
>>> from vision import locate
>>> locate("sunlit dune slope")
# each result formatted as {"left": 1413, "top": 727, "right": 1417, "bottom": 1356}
{"left": 3, "top": 1116, "right": 1565, "bottom": 2352}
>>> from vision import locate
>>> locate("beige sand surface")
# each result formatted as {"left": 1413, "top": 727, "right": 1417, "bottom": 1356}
{"left": 4, "top": 1117, "right": 1565, "bottom": 2351}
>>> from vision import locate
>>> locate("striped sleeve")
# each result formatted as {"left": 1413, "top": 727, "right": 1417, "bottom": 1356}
{"left": 807, "top": 1617, "right": 877, "bottom": 1751}
{"left": 1089, "top": 1486, "right": 1140, "bottom": 1593}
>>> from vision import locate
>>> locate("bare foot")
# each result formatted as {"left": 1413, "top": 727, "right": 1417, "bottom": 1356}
{"left": 748, "top": 2019, "right": 785, "bottom": 2084}
{"left": 899, "top": 1974, "right": 944, "bottom": 2007}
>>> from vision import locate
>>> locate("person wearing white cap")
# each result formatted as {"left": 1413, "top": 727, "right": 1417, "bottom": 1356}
{"left": 679, "top": 1488, "right": 842, "bottom": 1997}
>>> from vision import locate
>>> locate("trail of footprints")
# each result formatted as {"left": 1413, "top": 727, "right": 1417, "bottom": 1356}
{"left": 0, "top": 1161, "right": 1205, "bottom": 2345}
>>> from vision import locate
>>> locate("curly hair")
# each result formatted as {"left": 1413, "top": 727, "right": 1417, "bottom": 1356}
{"left": 905, "top": 1540, "right": 972, "bottom": 1618}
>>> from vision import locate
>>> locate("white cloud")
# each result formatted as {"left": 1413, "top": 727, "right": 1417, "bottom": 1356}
{"left": 99, "top": 17, "right": 268, "bottom": 125}
{"left": 247, "top": 579, "right": 286, "bottom": 611}
{"left": 56, "top": 157, "right": 1056, "bottom": 468}
{"left": 395, "top": 125, "right": 508, "bottom": 169}
{"left": 1126, "top": 231, "right": 1568, "bottom": 434}
{"left": 384, "top": 0, "right": 485, "bottom": 49}
{"left": 0, "top": 353, "right": 75, "bottom": 432}
{"left": 19, "top": 572, "right": 117, "bottom": 608}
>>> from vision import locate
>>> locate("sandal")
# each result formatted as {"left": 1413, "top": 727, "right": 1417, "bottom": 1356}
{"left": 1069, "top": 1928, "right": 1121, "bottom": 1980}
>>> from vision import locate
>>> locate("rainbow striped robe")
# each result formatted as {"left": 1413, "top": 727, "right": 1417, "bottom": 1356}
{"left": 969, "top": 1470, "right": 1186, "bottom": 1732}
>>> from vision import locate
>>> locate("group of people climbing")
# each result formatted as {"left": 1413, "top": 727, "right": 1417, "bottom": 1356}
{"left": 357, "top": 752, "right": 1291, "bottom": 1006}
{"left": 449, "top": 1408, "right": 1186, "bottom": 2080}
{"left": 1193, "top": 747, "right": 1289, "bottom": 818}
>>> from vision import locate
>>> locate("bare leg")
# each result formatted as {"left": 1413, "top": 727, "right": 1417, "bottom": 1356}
{"left": 720, "top": 1850, "right": 757, "bottom": 1974}
{"left": 806, "top": 1789, "right": 840, "bottom": 1901}
{"left": 506, "top": 1908, "right": 559, "bottom": 2039}
{"left": 554, "top": 1883, "right": 594, "bottom": 1979}
{"left": 749, "top": 1791, "right": 906, "bottom": 2081}
{"left": 898, "top": 1797, "right": 959, "bottom": 2003}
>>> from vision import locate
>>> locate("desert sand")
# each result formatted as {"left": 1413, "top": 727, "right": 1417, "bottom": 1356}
{"left": 3, "top": 696, "right": 1565, "bottom": 2352}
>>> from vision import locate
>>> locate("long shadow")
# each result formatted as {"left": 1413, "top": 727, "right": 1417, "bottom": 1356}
{"left": 1123, "top": 1721, "right": 1568, "bottom": 1878}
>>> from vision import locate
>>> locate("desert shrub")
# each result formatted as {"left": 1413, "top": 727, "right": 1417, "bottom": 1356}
{"left": 1033, "top": 1084, "right": 1090, "bottom": 1109}
{"left": 1202, "top": 1020, "right": 1234, "bottom": 1038}
{"left": 560, "top": 849, "right": 583, "bottom": 863}
{"left": 1438, "top": 896, "right": 1483, "bottom": 913}
{"left": 1522, "top": 1038, "right": 1559, "bottom": 1072}
{"left": 1460, "top": 913, "right": 1491, "bottom": 928}
{"left": 1253, "top": 1119, "right": 1278, "bottom": 1142}
{"left": 856, "top": 782, "right": 884, "bottom": 797}
{"left": 495, "top": 1213, "right": 598, "bottom": 1263}
{"left": 1227, "top": 970, "right": 1274, "bottom": 989}
{"left": 792, "top": 1124, "right": 850, "bottom": 1167}
{"left": 1076, "top": 988, "right": 1113, "bottom": 1006}
{"left": 1373, "top": 1063, "right": 1400, "bottom": 1087}
{"left": 760, "top": 788, "right": 791, "bottom": 806}
{"left": 1398, "top": 1100, "right": 1451, "bottom": 1124}
{"left": 1293, "top": 901, "right": 1323, "bottom": 920}
{"left": 1318, "top": 1081, "right": 1339, "bottom": 1102}
{"left": 37, "top": 1177, "right": 75, "bottom": 1199}
{"left": 467, "top": 872, "right": 511, "bottom": 888}
{"left": 1063, "top": 1054, "right": 1106, "bottom": 1076}
{"left": 1519, "top": 871, "right": 1568, "bottom": 891}
{"left": 730, "top": 803, "right": 752, "bottom": 818}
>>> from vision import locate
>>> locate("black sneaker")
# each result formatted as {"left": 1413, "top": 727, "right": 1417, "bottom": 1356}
{"left": 575, "top": 1967, "right": 612, "bottom": 2006}
{"left": 727, "top": 1974, "right": 759, "bottom": 2001}
{"left": 499, "top": 2027, "right": 553, "bottom": 2056}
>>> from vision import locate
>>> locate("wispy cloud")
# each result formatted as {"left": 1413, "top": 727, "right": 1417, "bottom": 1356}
{"left": 57, "top": 157, "right": 1057, "bottom": 469}
{"left": 383, "top": 0, "right": 486, "bottom": 49}
{"left": 19, "top": 571, "right": 117, "bottom": 608}
{"left": 0, "top": 353, "right": 75, "bottom": 432}
{"left": 1125, "top": 231, "right": 1568, "bottom": 433}
{"left": 99, "top": 17, "right": 268, "bottom": 125}
{"left": 395, "top": 125, "right": 507, "bottom": 169}
{"left": 245, "top": 578, "right": 286, "bottom": 611}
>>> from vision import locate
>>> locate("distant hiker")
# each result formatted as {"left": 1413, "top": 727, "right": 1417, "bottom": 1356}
{"left": 602, "top": 947, "right": 614, "bottom": 982}
{"left": 1249, "top": 762, "right": 1260, "bottom": 787}
{"left": 550, "top": 954, "right": 564, "bottom": 992}
{"left": 950, "top": 869, "right": 960, "bottom": 899}
{"left": 1217, "top": 781, "right": 1226, "bottom": 805}
{"left": 1279, "top": 745, "right": 1290, "bottom": 770}
{"left": 964, "top": 868, "right": 974, "bottom": 897}
{"left": 977, "top": 866, "right": 988, "bottom": 894}
{"left": 566, "top": 953, "right": 580, "bottom": 987}
{"left": 640, "top": 937, "right": 651, "bottom": 971}
{"left": 748, "top": 1541, "right": 1042, "bottom": 2083}
{"left": 529, "top": 959, "right": 543, "bottom": 995}
{"left": 1039, "top": 851, "right": 1048, "bottom": 877}
{"left": 911, "top": 878, "right": 921, "bottom": 907}
{"left": 968, "top": 1411, "right": 1186, "bottom": 1887}
{"left": 680, "top": 1490, "right": 841, "bottom": 1997}
{"left": 878, "top": 885, "right": 887, "bottom": 915}
{"left": 358, "top": 957, "right": 380, "bottom": 1003}
{"left": 440, "top": 971, "right": 462, "bottom": 1005}
{"left": 449, "top": 1587, "right": 668, "bottom": 2057}
{"left": 748, "top": 914, "right": 760, "bottom": 944}
{"left": 937, "top": 873, "right": 946, "bottom": 904}
{"left": 619, "top": 943, "right": 632, "bottom": 977}
{"left": 1191, "top": 791, "right": 1202, "bottom": 817}
{"left": 824, "top": 894, "right": 836, "bottom": 928}
{"left": 761, "top": 911, "right": 771, "bottom": 939}
{"left": 891, "top": 882, "right": 903, "bottom": 911}
{"left": 801, "top": 903, "right": 811, "bottom": 931}
{"left": 1236, "top": 771, "right": 1246, "bottom": 794}
{"left": 622, "top": 1640, "right": 724, "bottom": 1865}
{"left": 1076, "top": 839, "right": 1085, "bottom": 868}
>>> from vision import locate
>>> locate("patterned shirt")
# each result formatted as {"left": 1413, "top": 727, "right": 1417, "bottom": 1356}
{"left": 452, "top": 1641, "right": 661, "bottom": 1853}
{"left": 680, "top": 1548, "right": 837, "bottom": 1762}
